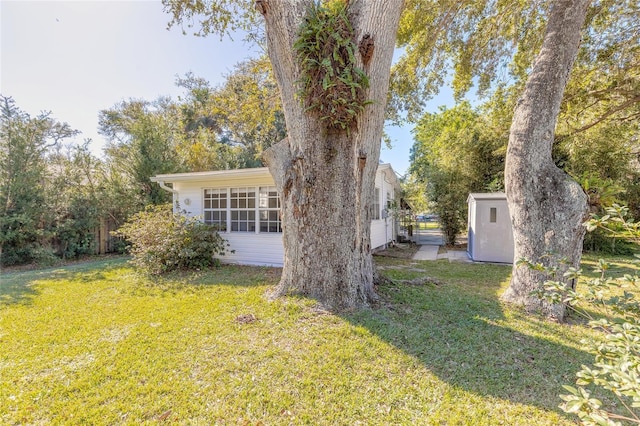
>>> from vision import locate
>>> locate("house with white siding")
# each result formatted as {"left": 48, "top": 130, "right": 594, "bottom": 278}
{"left": 151, "top": 163, "right": 401, "bottom": 267}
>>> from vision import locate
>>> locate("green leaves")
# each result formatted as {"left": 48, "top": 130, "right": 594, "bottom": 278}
{"left": 0, "top": 95, "right": 79, "bottom": 266}
{"left": 162, "top": 0, "right": 259, "bottom": 39}
{"left": 176, "top": 57, "right": 285, "bottom": 170}
{"left": 113, "top": 204, "right": 230, "bottom": 275}
{"left": 528, "top": 208, "right": 640, "bottom": 424}
{"left": 294, "top": 0, "right": 370, "bottom": 132}
{"left": 409, "top": 101, "right": 505, "bottom": 245}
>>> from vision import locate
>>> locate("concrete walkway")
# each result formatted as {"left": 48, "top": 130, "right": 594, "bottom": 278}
{"left": 413, "top": 228, "right": 444, "bottom": 246}
{"left": 413, "top": 245, "right": 440, "bottom": 261}
{"left": 442, "top": 250, "right": 472, "bottom": 263}
{"left": 411, "top": 226, "right": 472, "bottom": 263}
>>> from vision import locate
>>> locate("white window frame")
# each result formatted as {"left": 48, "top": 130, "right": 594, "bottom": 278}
{"left": 372, "top": 187, "right": 381, "bottom": 220}
{"left": 230, "top": 187, "right": 257, "bottom": 232}
{"left": 202, "top": 186, "right": 284, "bottom": 234}
{"left": 258, "top": 186, "right": 282, "bottom": 233}
{"left": 203, "top": 188, "right": 228, "bottom": 231}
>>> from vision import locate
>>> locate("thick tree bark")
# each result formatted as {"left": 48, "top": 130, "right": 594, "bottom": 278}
{"left": 260, "top": 0, "right": 403, "bottom": 309}
{"left": 502, "top": 0, "right": 590, "bottom": 320}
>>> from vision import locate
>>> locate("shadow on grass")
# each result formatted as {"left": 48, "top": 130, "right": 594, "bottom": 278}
{"left": 0, "top": 255, "right": 603, "bottom": 419}
{"left": 0, "top": 257, "right": 126, "bottom": 306}
{"left": 187, "top": 264, "right": 283, "bottom": 288}
{"left": 345, "top": 260, "right": 597, "bottom": 418}
{"left": 0, "top": 273, "right": 39, "bottom": 306}
{"left": 0, "top": 258, "right": 275, "bottom": 307}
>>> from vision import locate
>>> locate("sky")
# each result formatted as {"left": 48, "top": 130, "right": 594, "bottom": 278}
{"left": 1, "top": 0, "right": 455, "bottom": 176}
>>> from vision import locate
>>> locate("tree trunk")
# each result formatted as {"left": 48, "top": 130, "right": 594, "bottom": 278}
{"left": 260, "top": 0, "right": 403, "bottom": 309}
{"left": 502, "top": 0, "right": 590, "bottom": 320}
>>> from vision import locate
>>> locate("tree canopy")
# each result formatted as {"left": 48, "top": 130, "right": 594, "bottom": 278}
{"left": 0, "top": 54, "right": 286, "bottom": 266}
{"left": 0, "top": 96, "right": 79, "bottom": 265}
{"left": 392, "top": 1, "right": 639, "bottom": 121}
{"left": 403, "top": 0, "right": 639, "bottom": 233}
{"left": 410, "top": 101, "right": 504, "bottom": 243}
{"left": 99, "top": 56, "right": 285, "bottom": 209}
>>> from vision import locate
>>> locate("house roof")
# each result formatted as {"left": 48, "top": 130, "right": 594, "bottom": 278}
{"left": 152, "top": 164, "right": 402, "bottom": 192}
{"left": 150, "top": 167, "right": 272, "bottom": 183}
{"left": 467, "top": 192, "right": 507, "bottom": 202}
{"left": 377, "top": 163, "right": 402, "bottom": 192}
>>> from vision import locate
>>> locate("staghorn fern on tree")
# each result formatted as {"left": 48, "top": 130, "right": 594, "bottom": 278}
{"left": 294, "top": 0, "right": 371, "bottom": 133}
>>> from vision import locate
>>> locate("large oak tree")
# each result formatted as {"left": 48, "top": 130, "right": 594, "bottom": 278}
{"left": 502, "top": 0, "right": 590, "bottom": 319}
{"left": 165, "top": 0, "right": 635, "bottom": 316}
{"left": 165, "top": 0, "right": 403, "bottom": 309}
{"left": 394, "top": 0, "right": 639, "bottom": 319}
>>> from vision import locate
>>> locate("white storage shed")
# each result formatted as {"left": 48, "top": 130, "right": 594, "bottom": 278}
{"left": 151, "top": 164, "right": 401, "bottom": 267}
{"left": 467, "top": 193, "right": 514, "bottom": 263}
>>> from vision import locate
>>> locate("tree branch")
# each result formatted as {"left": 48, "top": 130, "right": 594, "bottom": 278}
{"left": 570, "top": 96, "right": 640, "bottom": 135}
{"left": 262, "top": 136, "right": 293, "bottom": 196}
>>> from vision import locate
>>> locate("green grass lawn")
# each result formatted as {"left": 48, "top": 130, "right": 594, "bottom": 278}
{"left": 416, "top": 221, "right": 440, "bottom": 230}
{"left": 0, "top": 255, "right": 628, "bottom": 424}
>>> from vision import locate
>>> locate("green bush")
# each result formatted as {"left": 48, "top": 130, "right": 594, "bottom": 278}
{"left": 31, "top": 246, "right": 60, "bottom": 267}
{"left": 435, "top": 192, "right": 465, "bottom": 246}
{"left": 113, "top": 204, "right": 229, "bottom": 275}
{"left": 530, "top": 204, "right": 640, "bottom": 425}
{"left": 583, "top": 226, "right": 637, "bottom": 256}
{"left": 53, "top": 197, "right": 100, "bottom": 259}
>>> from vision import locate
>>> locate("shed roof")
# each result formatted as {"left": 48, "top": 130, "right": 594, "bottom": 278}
{"left": 467, "top": 192, "right": 507, "bottom": 202}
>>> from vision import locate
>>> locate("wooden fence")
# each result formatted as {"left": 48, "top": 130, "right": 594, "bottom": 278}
{"left": 91, "top": 218, "right": 124, "bottom": 254}
{"left": 49, "top": 217, "right": 124, "bottom": 256}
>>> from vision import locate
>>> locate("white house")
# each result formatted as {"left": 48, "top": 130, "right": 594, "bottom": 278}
{"left": 467, "top": 192, "right": 514, "bottom": 263}
{"left": 151, "top": 163, "right": 401, "bottom": 267}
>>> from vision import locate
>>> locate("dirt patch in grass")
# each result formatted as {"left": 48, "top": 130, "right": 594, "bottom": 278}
{"left": 373, "top": 243, "right": 419, "bottom": 259}
{"left": 444, "top": 242, "right": 467, "bottom": 251}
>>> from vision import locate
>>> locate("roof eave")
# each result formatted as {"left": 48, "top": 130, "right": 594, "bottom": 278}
{"left": 151, "top": 167, "right": 272, "bottom": 183}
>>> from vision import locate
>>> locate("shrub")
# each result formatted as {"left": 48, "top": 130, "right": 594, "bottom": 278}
{"left": 31, "top": 246, "right": 60, "bottom": 267}
{"left": 113, "top": 204, "right": 229, "bottom": 275}
{"left": 53, "top": 199, "right": 100, "bottom": 259}
{"left": 436, "top": 193, "right": 464, "bottom": 246}
{"left": 583, "top": 226, "right": 637, "bottom": 256}
{"left": 530, "top": 204, "right": 640, "bottom": 425}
